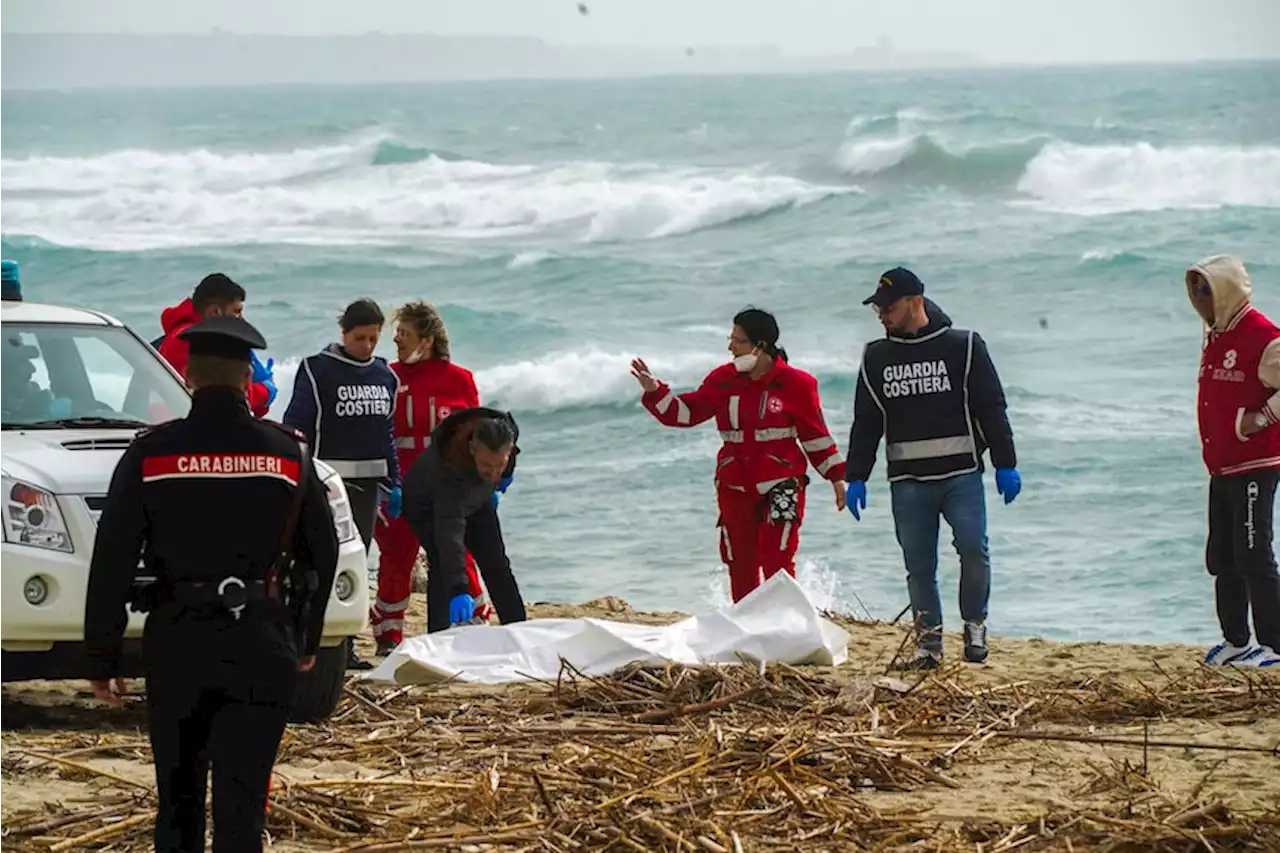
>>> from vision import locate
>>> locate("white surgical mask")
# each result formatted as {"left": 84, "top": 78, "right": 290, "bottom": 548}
{"left": 733, "top": 353, "right": 758, "bottom": 372}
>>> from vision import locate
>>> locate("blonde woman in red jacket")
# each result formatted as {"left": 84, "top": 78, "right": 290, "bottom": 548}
{"left": 370, "top": 301, "right": 494, "bottom": 654}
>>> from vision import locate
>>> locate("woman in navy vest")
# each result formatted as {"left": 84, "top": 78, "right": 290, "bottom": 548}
{"left": 283, "top": 299, "right": 401, "bottom": 668}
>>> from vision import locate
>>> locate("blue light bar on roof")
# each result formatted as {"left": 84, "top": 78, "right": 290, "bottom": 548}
{"left": 2, "top": 259, "right": 21, "bottom": 301}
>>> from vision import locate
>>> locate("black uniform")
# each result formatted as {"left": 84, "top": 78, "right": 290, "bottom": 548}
{"left": 83, "top": 316, "right": 339, "bottom": 853}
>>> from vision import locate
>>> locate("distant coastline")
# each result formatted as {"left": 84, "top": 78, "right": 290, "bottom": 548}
{"left": 3, "top": 31, "right": 979, "bottom": 91}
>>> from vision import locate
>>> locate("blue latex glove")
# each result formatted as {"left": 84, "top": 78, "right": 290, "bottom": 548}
{"left": 995, "top": 467, "right": 1021, "bottom": 504}
{"left": 251, "top": 352, "right": 274, "bottom": 384}
{"left": 386, "top": 486, "right": 402, "bottom": 519}
{"left": 47, "top": 396, "right": 73, "bottom": 419}
{"left": 493, "top": 474, "right": 513, "bottom": 509}
{"left": 251, "top": 352, "right": 278, "bottom": 406}
{"left": 449, "top": 594, "right": 475, "bottom": 625}
{"left": 845, "top": 481, "right": 867, "bottom": 521}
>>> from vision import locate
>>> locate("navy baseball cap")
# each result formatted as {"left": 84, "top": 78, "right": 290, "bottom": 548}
{"left": 863, "top": 267, "right": 925, "bottom": 307}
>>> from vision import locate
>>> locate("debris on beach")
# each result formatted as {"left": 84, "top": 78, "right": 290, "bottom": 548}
{"left": 3, "top": 652, "right": 1279, "bottom": 851}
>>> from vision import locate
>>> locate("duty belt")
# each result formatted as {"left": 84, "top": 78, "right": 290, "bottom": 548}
{"left": 150, "top": 577, "right": 271, "bottom": 621}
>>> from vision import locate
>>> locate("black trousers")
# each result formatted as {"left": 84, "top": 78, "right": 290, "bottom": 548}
{"left": 143, "top": 603, "right": 299, "bottom": 853}
{"left": 343, "top": 477, "right": 381, "bottom": 552}
{"left": 1206, "top": 470, "right": 1280, "bottom": 650}
{"left": 343, "top": 477, "right": 382, "bottom": 661}
{"left": 419, "top": 500, "right": 528, "bottom": 633}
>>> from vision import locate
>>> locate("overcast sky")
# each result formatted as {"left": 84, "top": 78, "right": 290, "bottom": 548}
{"left": 3, "top": 0, "right": 1278, "bottom": 64}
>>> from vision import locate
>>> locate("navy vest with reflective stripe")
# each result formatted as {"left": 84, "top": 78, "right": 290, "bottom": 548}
{"left": 302, "top": 349, "right": 397, "bottom": 479}
{"left": 862, "top": 327, "right": 980, "bottom": 482}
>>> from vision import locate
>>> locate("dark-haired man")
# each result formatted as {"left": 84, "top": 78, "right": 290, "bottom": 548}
{"left": 402, "top": 407, "right": 528, "bottom": 633}
{"left": 157, "top": 273, "right": 276, "bottom": 418}
{"left": 844, "top": 267, "right": 1020, "bottom": 669}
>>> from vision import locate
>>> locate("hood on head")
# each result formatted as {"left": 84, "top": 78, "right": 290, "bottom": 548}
{"left": 922, "top": 296, "right": 952, "bottom": 330}
{"left": 1188, "top": 254, "right": 1251, "bottom": 332}
{"left": 160, "top": 297, "right": 201, "bottom": 335}
{"left": 887, "top": 296, "right": 953, "bottom": 342}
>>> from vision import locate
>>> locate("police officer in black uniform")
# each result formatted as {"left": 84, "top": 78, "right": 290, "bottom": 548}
{"left": 83, "top": 315, "right": 339, "bottom": 853}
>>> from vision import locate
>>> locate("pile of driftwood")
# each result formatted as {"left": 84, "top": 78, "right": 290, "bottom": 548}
{"left": 3, "top": 657, "right": 1279, "bottom": 851}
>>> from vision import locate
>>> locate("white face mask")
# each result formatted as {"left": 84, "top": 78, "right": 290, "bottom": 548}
{"left": 402, "top": 342, "right": 429, "bottom": 364}
{"left": 733, "top": 353, "right": 758, "bottom": 373}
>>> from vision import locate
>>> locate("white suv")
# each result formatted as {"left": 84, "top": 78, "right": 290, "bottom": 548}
{"left": 1, "top": 294, "right": 368, "bottom": 722}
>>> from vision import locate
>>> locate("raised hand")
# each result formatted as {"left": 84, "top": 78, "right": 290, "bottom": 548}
{"left": 630, "top": 358, "right": 659, "bottom": 393}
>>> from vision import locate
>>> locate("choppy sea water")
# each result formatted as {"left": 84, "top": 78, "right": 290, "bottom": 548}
{"left": 4, "top": 61, "right": 1279, "bottom": 645}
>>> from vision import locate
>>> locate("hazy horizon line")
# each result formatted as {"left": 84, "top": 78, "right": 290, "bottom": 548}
{"left": 5, "top": 31, "right": 1278, "bottom": 61}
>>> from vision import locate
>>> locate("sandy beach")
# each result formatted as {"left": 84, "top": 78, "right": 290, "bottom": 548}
{"left": 3, "top": 595, "right": 1278, "bottom": 851}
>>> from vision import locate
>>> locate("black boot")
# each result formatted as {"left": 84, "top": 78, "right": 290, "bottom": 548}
{"left": 345, "top": 637, "right": 373, "bottom": 671}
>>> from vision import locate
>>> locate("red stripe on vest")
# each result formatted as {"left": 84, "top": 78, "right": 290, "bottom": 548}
{"left": 142, "top": 453, "right": 301, "bottom": 486}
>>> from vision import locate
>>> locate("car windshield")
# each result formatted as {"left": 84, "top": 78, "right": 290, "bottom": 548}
{"left": 2, "top": 322, "right": 192, "bottom": 429}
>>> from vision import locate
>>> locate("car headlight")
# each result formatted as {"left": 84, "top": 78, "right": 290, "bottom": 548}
{"left": 323, "top": 474, "right": 359, "bottom": 544}
{"left": 1, "top": 476, "right": 74, "bottom": 553}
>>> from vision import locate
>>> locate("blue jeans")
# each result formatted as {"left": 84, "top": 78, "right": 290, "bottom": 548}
{"left": 889, "top": 471, "right": 990, "bottom": 652}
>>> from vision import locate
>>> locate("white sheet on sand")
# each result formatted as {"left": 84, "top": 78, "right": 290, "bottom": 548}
{"left": 360, "top": 571, "right": 850, "bottom": 686}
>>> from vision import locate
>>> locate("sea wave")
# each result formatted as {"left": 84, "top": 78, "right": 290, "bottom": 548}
{"left": 1015, "top": 141, "right": 1280, "bottom": 215}
{"left": 0, "top": 133, "right": 857, "bottom": 250}
{"left": 265, "top": 345, "right": 860, "bottom": 419}
{"left": 832, "top": 111, "right": 1280, "bottom": 213}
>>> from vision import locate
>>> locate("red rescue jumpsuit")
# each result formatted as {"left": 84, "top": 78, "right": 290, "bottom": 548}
{"left": 370, "top": 357, "right": 490, "bottom": 647}
{"left": 642, "top": 360, "right": 847, "bottom": 603}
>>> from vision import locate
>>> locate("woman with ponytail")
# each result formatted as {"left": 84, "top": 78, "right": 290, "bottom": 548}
{"left": 631, "top": 306, "right": 847, "bottom": 603}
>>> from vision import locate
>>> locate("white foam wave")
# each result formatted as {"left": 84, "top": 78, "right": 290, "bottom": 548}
{"left": 476, "top": 347, "right": 859, "bottom": 413}
{"left": 0, "top": 138, "right": 855, "bottom": 250}
{"left": 1016, "top": 141, "right": 1280, "bottom": 215}
{"left": 836, "top": 135, "right": 921, "bottom": 176}
{"left": 258, "top": 347, "right": 859, "bottom": 417}
{"left": 1080, "top": 248, "right": 1123, "bottom": 262}
{"left": 475, "top": 348, "right": 724, "bottom": 413}
{"left": 702, "top": 557, "right": 856, "bottom": 615}
{"left": 507, "top": 250, "right": 555, "bottom": 269}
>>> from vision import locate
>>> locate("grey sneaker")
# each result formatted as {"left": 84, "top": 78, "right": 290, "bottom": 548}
{"left": 964, "top": 621, "right": 988, "bottom": 664}
{"left": 895, "top": 647, "right": 942, "bottom": 671}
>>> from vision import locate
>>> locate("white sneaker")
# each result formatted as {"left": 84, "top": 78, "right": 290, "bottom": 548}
{"left": 1232, "top": 645, "right": 1280, "bottom": 668}
{"left": 1203, "top": 641, "right": 1259, "bottom": 666}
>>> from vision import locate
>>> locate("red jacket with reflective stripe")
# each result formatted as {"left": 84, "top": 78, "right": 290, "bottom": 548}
{"left": 642, "top": 360, "right": 846, "bottom": 493}
{"left": 390, "top": 358, "right": 480, "bottom": 473}
{"left": 1198, "top": 304, "right": 1280, "bottom": 477}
